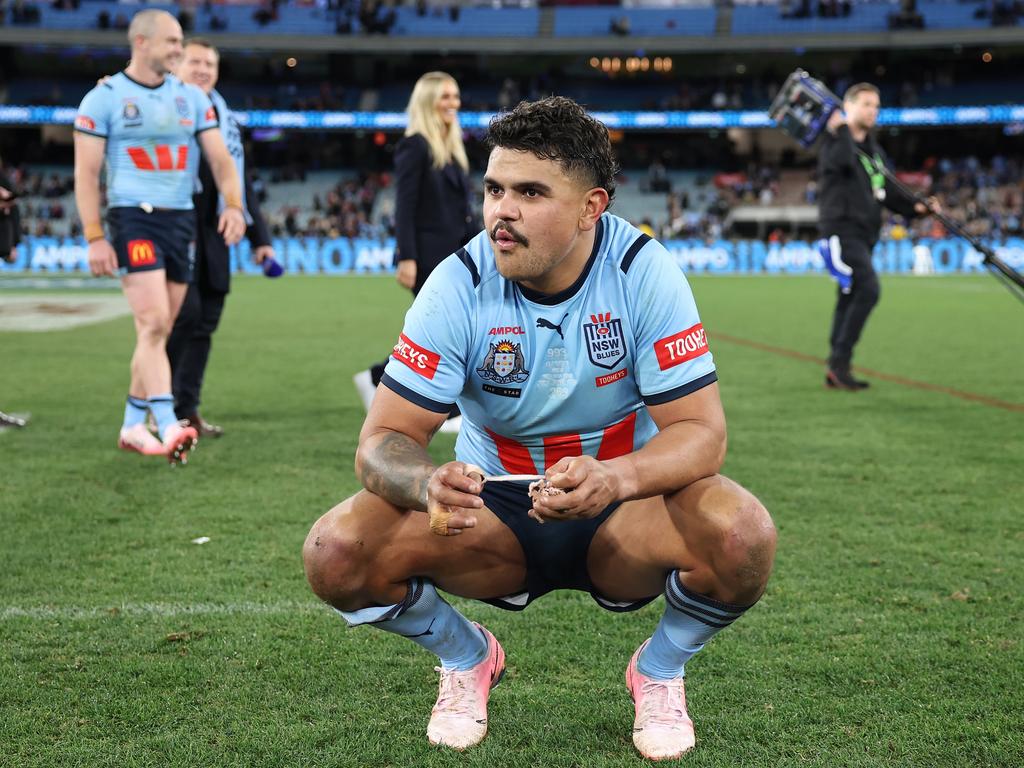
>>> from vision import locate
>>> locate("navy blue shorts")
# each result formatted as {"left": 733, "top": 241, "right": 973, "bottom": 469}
{"left": 479, "top": 480, "right": 659, "bottom": 613}
{"left": 108, "top": 206, "right": 196, "bottom": 284}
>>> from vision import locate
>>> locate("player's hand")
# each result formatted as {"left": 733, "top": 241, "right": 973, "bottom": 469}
{"left": 218, "top": 207, "right": 246, "bottom": 246}
{"left": 826, "top": 109, "right": 846, "bottom": 134}
{"left": 253, "top": 244, "right": 275, "bottom": 264}
{"left": 3, "top": 248, "right": 15, "bottom": 264}
{"left": 426, "top": 461, "right": 485, "bottom": 536}
{"left": 96, "top": 75, "right": 112, "bottom": 86}
{"left": 87, "top": 239, "right": 118, "bottom": 277}
{"left": 915, "top": 196, "right": 941, "bottom": 216}
{"left": 396, "top": 259, "right": 416, "bottom": 290}
{"left": 531, "top": 455, "right": 622, "bottom": 522}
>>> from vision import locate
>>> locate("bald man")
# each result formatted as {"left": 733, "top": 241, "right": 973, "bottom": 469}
{"left": 74, "top": 9, "right": 245, "bottom": 463}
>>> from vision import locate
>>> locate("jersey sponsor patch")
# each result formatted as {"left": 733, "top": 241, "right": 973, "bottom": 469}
{"left": 75, "top": 115, "right": 96, "bottom": 131}
{"left": 654, "top": 323, "right": 709, "bottom": 370}
{"left": 482, "top": 384, "right": 522, "bottom": 398}
{"left": 392, "top": 333, "right": 440, "bottom": 379}
{"left": 488, "top": 326, "right": 525, "bottom": 335}
{"left": 477, "top": 340, "right": 530, "bottom": 385}
{"left": 127, "top": 239, "right": 157, "bottom": 267}
{"left": 583, "top": 312, "right": 626, "bottom": 370}
{"left": 204, "top": 106, "right": 217, "bottom": 123}
{"left": 595, "top": 368, "right": 627, "bottom": 387}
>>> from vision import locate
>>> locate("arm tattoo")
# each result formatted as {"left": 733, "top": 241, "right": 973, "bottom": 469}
{"left": 358, "top": 431, "right": 435, "bottom": 511}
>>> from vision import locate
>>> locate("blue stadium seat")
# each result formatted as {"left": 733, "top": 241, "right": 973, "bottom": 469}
{"left": 554, "top": 7, "right": 717, "bottom": 37}
{"left": 731, "top": 3, "right": 895, "bottom": 36}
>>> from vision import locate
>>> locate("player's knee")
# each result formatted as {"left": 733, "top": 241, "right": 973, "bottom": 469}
{"left": 136, "top": 312, "right": 173, "bottom": 344}
{"left": 302, "top": 503, "right": 369, "bottom": 609}
{"left": 717, "top": 496, "right": 776, "bottom": 604}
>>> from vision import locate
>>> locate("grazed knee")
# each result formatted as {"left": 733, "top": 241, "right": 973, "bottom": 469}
{"left": 302, "top": 503, "right": 373, "bottom": 611}
{"left": 716, "top": 495, "right": 777, "bottom": 604}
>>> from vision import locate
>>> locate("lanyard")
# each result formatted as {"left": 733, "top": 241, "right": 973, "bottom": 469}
{"left": 858, "top": 152, "right": 886, "bottom": 194}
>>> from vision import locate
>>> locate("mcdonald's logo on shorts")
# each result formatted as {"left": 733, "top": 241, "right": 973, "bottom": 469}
{"left": 127, "top": 239, "right": 157, "bottom": 267}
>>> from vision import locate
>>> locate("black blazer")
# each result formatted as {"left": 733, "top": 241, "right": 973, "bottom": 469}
{"left": 0, "top": 171, "right": 21, "bottom": 259}
{"left": 393, "top": 133, "right": 476, "bottom": 294}
{"left": 193, "top": 154, "right": 271, "bottom": 294}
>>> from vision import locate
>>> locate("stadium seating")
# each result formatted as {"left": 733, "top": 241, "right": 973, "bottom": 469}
{"left": 552, "top": 6, "right": 717, "bottom": 37}
{"left": 919, "top": 0, "right": 991, "bottom": 30}
{"left": 731, "top": 2, "right": 896, "bottom": 36}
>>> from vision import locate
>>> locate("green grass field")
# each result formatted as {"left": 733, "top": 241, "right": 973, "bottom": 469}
{"left": 1, "top": 274, "right": 1022, "bottom": 767}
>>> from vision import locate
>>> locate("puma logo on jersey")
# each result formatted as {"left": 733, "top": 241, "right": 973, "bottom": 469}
{"left": 536, "top": 312, "right": 569, "bottom": 340}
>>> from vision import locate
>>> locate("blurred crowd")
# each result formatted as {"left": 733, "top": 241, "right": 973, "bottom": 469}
{"left": 6, "top": 153, "right": 1023, "bottom": 245}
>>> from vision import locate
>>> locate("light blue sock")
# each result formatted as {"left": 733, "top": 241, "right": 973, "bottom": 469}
{"left": 638, "top": 571, "right": 754, "bottom": 681}
{"left": 147, "top": 394, "right": 178, "bottom": 440}
{"left": 122, "top": 395, "right": 149, "bottom": 430}
{"left": 338, "top": 578, "right": 488, "bottom": 670}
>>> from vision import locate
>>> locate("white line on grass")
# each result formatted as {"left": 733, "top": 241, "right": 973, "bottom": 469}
{"left": 1, "top": 600, "right": 327, "bottom": 621}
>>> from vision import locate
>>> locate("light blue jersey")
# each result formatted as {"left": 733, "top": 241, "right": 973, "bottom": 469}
{"left": 382, "top": 213, "right": 717, "bottom": 476}
{"left": 75, "top": 72, "right": 218, "bottom": 210}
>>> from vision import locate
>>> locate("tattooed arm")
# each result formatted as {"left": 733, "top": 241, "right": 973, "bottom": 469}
{"left": 355, "top": 385, "right": 481, "bottom": 523}
{"left": 356, "top": 428, "right": 437, "bottom": 511}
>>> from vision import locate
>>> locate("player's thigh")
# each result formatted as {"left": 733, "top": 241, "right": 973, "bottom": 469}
{"left": 588, "top": 475, "right": 766, "bottom": 601}
{"left": 121, "top": 270, "right": 171, "bottom": 330}
{"left": 307, "top": 490, "right": 527, "bottom": 601}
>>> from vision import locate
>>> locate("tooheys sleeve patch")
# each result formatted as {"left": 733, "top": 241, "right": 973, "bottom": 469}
{"left": 392, "top": 333, "right": 441, "bottom": 379}
{"left": 654, "top": 323, "right": 709, "bottom": 370}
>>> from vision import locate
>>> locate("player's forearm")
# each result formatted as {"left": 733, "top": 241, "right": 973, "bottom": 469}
{"left": 74, "top": 171, "right": 103, "bottom": 241}
{"left": 355, "top": 430, "right": 436, "bottom": 512}
{"left": 209, "top": 153, "right": 242, "bottom": 210}
{"left": 607, "top": 420, "right": 726, "bottom": 501}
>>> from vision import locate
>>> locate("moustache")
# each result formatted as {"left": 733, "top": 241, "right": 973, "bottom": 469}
{"left": 491, "top": 222, "right": 529, "bottom": 247}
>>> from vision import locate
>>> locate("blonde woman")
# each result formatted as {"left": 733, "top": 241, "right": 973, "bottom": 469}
{"left": 355, "top": 72, "right": 475, "bottom": 432}
{"left": 393, "top": 71, "right": 474, "bottom": 293}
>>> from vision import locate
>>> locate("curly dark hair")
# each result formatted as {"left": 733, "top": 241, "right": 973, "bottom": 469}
{"left": 487, "top": 96, "right": 618, "bottom": 206}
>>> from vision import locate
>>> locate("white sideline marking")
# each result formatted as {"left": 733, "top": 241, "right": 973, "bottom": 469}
{"left": 1, "top": 600, "right": 326, "bottom": 621}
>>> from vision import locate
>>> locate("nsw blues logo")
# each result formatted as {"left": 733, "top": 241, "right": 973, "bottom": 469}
{"left": 175, "top": 96, "right": 190, "bottom": 117}
{"left": 477, "top": 339, "right": 530, "bottom": 385}
{"left": 583, "top": 312, "right": 626, "bottom": 370}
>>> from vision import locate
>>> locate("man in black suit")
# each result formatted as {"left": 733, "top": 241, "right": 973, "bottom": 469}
{"left": 167, "top": 38, "right": 274, "bottom": 435}
{"left": 0, "top": 168, "right": 29, "bottom": 429}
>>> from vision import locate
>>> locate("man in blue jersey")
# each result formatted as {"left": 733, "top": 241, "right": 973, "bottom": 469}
{"left": 74, "top": 9, "right": 246, "bottom": 464}
{"left": 303, "top": 97, "right": 777, "bottom": 760}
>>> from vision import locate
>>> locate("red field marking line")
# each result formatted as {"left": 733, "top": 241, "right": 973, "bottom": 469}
{"left": 712, "top": 331, "right": 1024, "bottom": 413}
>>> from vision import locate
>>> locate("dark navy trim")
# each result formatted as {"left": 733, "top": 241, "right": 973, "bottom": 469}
{"left": 673, "top": 605, "right": 734, "bottom": 629}
{"left": 669, "top": 571, "right": 756, "bottom": 613}
{"left": 620, "top": 233, "right": 651, "bottom": 274}
{"left": 456, "top": 247, "right": 480, "bottom": 287}
{"left": 379, "top": 373, "right": 452, "bottom": 414}
{"left": 590, "top": 593, "right": 659, "bottom": 613}
{"left": 516, "top": 216, "right": 604, "bottom": 306}
{"left": 195, "top": 125, "right": 219, "bottom": 135}
{"left": 642, "top": 371, "right": 718, "bottom": 406}
{"left": 667, "top": 587, "right": 742, "bottom": 624}
{"left": 122, "top": 71, "right": 166, "bottom": 90}
{"left": 73, "top": 127, "right": 108, "bottom": 139}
